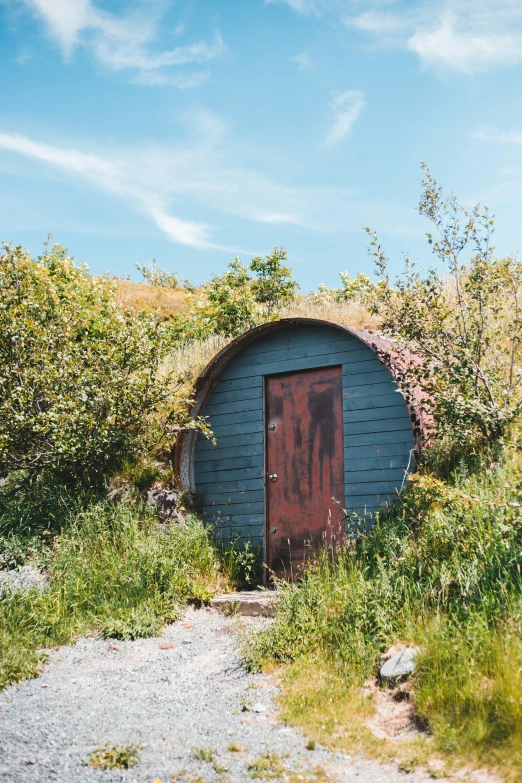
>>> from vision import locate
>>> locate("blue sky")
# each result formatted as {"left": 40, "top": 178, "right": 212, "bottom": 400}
{"left": 1, "top": 0, "right": 522, "bottom": 289}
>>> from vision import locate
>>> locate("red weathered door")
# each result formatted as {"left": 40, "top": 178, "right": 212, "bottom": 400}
{"left": 265, "top": 365, "right": 345, "bottom": 577}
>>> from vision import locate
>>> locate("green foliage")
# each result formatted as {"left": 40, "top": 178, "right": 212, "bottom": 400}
{"left": 250, "top": 246, "right": 299, "bottom": 318}
{"left": 0, "top": 479, "right": 98, "bottom": 569}
{"left": 219, "top": 539, "right": 263, "bottom": 590}
{"left": 174, "top": 247, "right": 299, "bottom": 339}
{"left": 0, "top": 241, "right": 203, "bottom": 484}
{"left": 246, "top": 452, "right": 522, "bottom": 761}
{"left": 367, "top": 164, "right": 522, "bottom": 449}
{"left": 414, "top": 612, "right": 522, "bottom": 759}
{"left": 87, "top": 742, "right": 142, "bottom": 770}
{"left": 192, "top": 747, "right": 217, "bottom": 763}
{"left": 312, "top": 272, "right": 375, "bottom": 305}
{"left": 0, "top": 504, "right": 221, "bottom": 690}
{"left": 247, "top": 751, "right": 285, "bottom": 778}
{"left": 205, "top": 258, "right": 258, "bottom": 336}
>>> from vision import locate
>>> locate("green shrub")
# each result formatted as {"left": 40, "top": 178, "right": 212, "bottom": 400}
{"left": 368, "top": 164, "right": 522, "bottom": 450}
{"left": 0, "top": 241, "right": 199, "bottom": 484}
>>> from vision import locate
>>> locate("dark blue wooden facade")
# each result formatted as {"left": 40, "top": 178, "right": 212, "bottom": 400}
{"left": 187, "top": 320, "right": 415, "bottom": 547}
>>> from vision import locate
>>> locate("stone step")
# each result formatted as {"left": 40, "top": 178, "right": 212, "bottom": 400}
{"left": 210, "top": 590, "right": 276, "bottom": 617}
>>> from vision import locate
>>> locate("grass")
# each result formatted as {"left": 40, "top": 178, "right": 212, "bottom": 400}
{"left": 113, "top": 278, "right": 188, "bottom": 319}
{"left": 247, "top": 751, "right": 286, "bottom": 778}
{"left": 192, "top": 746, "right": 217, "bottom": 763}
{"left": 227, "top": 742, "right": 244, "bottom": 752}
{"left": 0, "top": 502, "right": 226, "bottom": 690}
{"left": 87, "top": 741, "right": 142, "bottom": 769}
{"left": 245, "top": 448, "right": 522, "bottom": 778}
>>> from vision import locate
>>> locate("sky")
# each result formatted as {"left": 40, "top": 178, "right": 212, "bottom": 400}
{"left": 1, "top": 0, "right": 522, "bottom": 289}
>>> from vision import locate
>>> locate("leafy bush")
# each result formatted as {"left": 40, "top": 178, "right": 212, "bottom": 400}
{"left": 0, "top": 241, "right": 202, "bottom": 484}
{"left": 172, "top": 247, "right": 299, "bottom": 340}
{"left": 367, "top": 164, "right": 522, "bottom": 450}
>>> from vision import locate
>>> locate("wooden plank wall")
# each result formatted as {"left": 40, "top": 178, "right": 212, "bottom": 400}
{"left": 194, "top": 324, "right": 414, "bottom": 546}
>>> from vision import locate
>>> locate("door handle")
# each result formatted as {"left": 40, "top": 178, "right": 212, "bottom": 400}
{"left": 268, "top": 473, "right": 278, "bottom": 482}
{"left": 270, "top": 526, "right": 278, "bottom": 533}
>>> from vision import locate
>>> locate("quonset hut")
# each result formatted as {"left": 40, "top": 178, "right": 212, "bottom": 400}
{"left": 175, "top": 318, "right": 425, "bottom": 575}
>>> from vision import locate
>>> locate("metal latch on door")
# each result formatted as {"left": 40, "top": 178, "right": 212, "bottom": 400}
{"left": 268, "top": 473, "right": 278, "bottom": 482}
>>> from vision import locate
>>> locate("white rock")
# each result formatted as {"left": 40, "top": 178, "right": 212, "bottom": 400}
{"left": 380, "top": 647, "right": 418, "bottom": 680}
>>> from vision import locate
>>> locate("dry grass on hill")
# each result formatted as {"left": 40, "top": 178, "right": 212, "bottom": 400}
{"left": 281, "top": 296, "right": 380, "bottom": 333}
{"left": 113, "top": 279, "right": 189, "bottom": 319}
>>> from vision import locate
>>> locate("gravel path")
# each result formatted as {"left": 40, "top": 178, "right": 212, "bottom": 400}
{"left": 0, "top": 607, "right": 439, "bottom": 783}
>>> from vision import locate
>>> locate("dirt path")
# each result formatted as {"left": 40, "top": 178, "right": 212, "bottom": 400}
{"left": 0, "top": 607, "right": 439, "bottom": 783}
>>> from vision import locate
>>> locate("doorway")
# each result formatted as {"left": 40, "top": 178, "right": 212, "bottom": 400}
{"left": 265, "top": 365, "right": 345, "bottom": 577}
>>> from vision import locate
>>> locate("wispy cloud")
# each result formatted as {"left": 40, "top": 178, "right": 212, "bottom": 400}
{"left": 284, "top": 0, "right": 522, "bottom": 73}
{"left": 265, "top": 0, "right": 319, "bottom": 15}
{"left": 0, "top": 131, "right": 214, "bottom": 248}
{"left": 473, "top": 126, "right": 522, "bottom": 144}
{"left": 0, "top": 117, "right": 417, "bottom": 248}
{"left": 323, "top": 90, "right": 366, "bottom": 146}
{"left": 17, "top": 0, "right": 224, "bottom": 85}
{"left": 292, "top": 50, "right": 315, "bottom": 72}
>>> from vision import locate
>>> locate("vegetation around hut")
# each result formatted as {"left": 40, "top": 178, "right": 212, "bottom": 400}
{"left": 2, "top": 169, "right": 522, "bottom": 777}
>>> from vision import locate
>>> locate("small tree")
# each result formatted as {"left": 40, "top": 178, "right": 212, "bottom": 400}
{"left": 250, "top": 247, "right": 299, "bottom": 318}
{"left": 367, "top": 164, "right": 522, "bottom": 449}
{"left": 205, "top": 258, "right": 258, "bottom": 336}
{"left": 178, "top": 247, "right": 299, "bottom": 339}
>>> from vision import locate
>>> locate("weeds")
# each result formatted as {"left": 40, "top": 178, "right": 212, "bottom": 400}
{"left": 87, "top": 742, "right": 142, "bottom": 769}
{"left": 247, "top": 751, "right": 285, "bottom": 778}
{"left": 247, "top": 449, "right": 522, "bottom": 774}
{"left": 191, "top": 747, "right": 217, "bottom": 763}
{"left": 0, "top": 503, "right": 223, "bottom": 690}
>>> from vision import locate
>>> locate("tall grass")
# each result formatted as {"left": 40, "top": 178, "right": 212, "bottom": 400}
{"left": 246, "top": 450, "right": 522, "bottom": 769}
{"left": 0, "top": 502, "right": 224, "bottom": 690}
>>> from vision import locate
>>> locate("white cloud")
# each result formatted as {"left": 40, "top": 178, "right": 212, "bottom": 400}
{"left": 343, "top": 1, "right": 522, "bottom": 73}
{"left": 16, "top": 0, "right": 224, "bottom": 85}
{"left": 0, "top": 131, "right": 214, "bottom": 248}
{"left": 265, "top": 0, "right": 318, "bottom": 15}
{"left": 473, "top": 127, "right": 522, "bottom": 144}
{"left": 408, "top": 11, "right": 522, "bottom": 72}
{"left": 323, "top": 90, "right": 366, "bottom": 146}
{"left": 292, "top": 50, "right": 314, "bottom": 71}
{"left": 0, "top": 120, "right": 417, "bottom": 249}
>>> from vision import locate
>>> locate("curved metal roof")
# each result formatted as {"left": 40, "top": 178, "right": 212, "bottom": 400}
{"left": 174, "top": 317, "right": 430, "bottom": 493}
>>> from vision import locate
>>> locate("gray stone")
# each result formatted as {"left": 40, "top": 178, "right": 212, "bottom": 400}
{"left": 210, "top": 590, "right": 276, "bottom": 617}
{"left": 106, "top": 484, "right": 132, "bottom": 504}
{"left": 146, "top": 489, "right": 182, "bottom": 521}
{"left": 380, "top": 647, "right": 418, "bottom": 680}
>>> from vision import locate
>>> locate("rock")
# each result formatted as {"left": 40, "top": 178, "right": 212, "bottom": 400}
{"left": 242, "top": 702, "right": 268, "bottom": 713}
{"left": 0, "top": 565, "right": 49, "bottom": 596}
{"left": 146, "top": 489, "right": 183, "bottom": 521}
{"left": 106, "top": 484, "right": 132, "bottom": 504}
{"left": 210, "top": 591, "right": 276, "bottom": 617}
{"left": 380, "top": 647, "right": 418, "bottom": 681}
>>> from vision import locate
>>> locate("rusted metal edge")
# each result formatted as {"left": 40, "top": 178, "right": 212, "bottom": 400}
{"left": 174, "top": 318, "right": 430, "bottom": 494}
